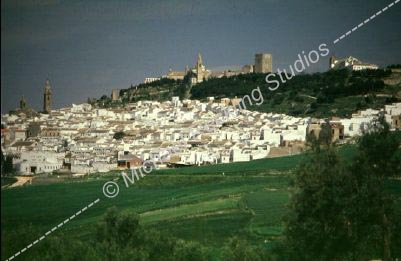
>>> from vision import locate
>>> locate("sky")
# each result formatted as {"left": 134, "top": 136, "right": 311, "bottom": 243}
{"left": 1, "top": 0, "right": 401, "bottom": 113}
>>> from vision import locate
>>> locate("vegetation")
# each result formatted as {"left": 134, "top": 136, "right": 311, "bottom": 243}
{"left": 2, "top": 138, "right": 400, "bottom": 260}
{"left": 92, "top": 68, "right": 400, "bottom": 118}
{"left": 387, "top": 64, "right": 401, "bottom": 69}
{"left": 1, "top": 177, "right": 17, "bottom": 187}
{"left": 284, "top": 119, "right": 401, "bottom": 260}
{"left": 91, "top": 78, "right": 187, "bottom": 108}
{"left": 1, "top": 150, "right": 14, "bottom": 175}
{"left": 113, "top": 131, "right": 125, "bottom": 140}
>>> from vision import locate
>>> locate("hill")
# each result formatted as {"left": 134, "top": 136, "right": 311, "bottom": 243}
{"left": 92, "top": 67, "right": 401, "bottom": 118}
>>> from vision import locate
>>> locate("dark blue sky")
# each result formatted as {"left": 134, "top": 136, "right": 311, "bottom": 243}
{"left": 2, "top": 0, "right": 401, "bottom": 113}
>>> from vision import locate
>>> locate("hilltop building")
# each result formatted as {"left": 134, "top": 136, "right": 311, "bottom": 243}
{"left": 10, "top": 96, "right": 37, "bottom": 118}
{"left": 194, "top": 53, "right": 211, "bottom": 83}
{"left": 43, "top": 79, "right": 52, "bottom": 113}
{"left": 144, "top": 77, "right": 161, "bottom": 84}
{"left": 330, "top": 56, "right": 378, "bottom": 71}
{"left": 254, "top": 53, "right": 273, "bottom": 73}
{"left": 166, "top": 69, "right": 187, "bottom": 81}
{"left": 111, "top": 89, "right": 120, "bottom": 101}
{"left": 165, "top": 52, "right": 269, "bottom": 85}
{"left": 166, "top": 53, "right": 212, "bottom": 84}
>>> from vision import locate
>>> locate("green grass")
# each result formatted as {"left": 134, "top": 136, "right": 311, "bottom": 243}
{"left": 0, "top": 145, "right": 364, "bottom": 260}
{"left": 140, "top": 197, "right": 240, "bottom": 223}
{"left": 244, "top": 189, "right": 290, "bottom": 237}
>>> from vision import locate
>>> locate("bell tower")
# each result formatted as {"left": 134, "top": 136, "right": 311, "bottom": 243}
{"left": 20, "top": 96, "right": 27, "bottom": 109}
{"left": 196, "top": 53, "right": 204, "bottom": 83}
{"left": 43, "top": 79, "right": 52, "bottom": 113}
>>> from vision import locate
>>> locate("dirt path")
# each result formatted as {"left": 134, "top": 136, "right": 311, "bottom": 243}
{"left": 9, "top": 176, "right": 33, "bottom": 188}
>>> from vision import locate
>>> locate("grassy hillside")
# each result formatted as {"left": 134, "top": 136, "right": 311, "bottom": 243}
{"left": 93, "top": 68, "right": 401, "bottom": 118}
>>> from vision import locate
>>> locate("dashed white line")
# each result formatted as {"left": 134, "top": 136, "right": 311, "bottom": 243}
{"left": 333, "top": 0, "right": 399, "bottom": 44}
{"left": 5, "top": 198, "right": 100, "bottom": 261}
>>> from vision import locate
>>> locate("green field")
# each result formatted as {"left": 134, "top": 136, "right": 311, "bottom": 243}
{"left": 1, "top": 145, "right": 389, "bottom": 260}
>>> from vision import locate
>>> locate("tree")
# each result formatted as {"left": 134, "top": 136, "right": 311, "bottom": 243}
{"left": 113, "top": 131, "right": 125, "bottom": 140}
{"left": 3, "top": 155, "right": 14, "bottom": 175}
{"left": 174, "top": 240, "right": 211, "bottom": 261}
{"left": 347, "top": 118, "right": 401, "bottom": 260}
{"left": 222, "top": 236, "right": 264, "bottom": 261}
{"left": 95, "top": 207, "right": 177, "bottom": 260}
{"left": 284, "top": 144, "right": 352, "bottom": 260}
{"left": 1, "top": 150, "right": 5, "bottom": 175}
{"left": 285, "top": 117, "right": 401, "bottom": 260}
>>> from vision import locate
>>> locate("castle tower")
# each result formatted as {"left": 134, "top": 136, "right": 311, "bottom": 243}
{"left": 19, "top": 96, "right": 27, "bottom": 109}
{"left": 43, "top": 79, "right": 52, "bottom": 113}
{"left": 254, "top": 53, "right": 273, "bottom": 73}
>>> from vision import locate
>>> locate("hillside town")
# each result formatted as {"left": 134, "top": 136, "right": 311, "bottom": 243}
{"left": 1, "top": 83, "right": 400, "bottom": 175}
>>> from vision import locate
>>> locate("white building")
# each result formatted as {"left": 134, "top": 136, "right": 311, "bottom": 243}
{"left": 14, "top": 151, "right": 63, "bottom": 175}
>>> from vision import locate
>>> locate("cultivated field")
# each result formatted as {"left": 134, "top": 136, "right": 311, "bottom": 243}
{"left": 4, "top": 145, "right": 399, "bottom": 260}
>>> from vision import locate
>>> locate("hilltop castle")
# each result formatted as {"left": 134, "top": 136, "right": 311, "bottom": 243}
{"left": 159, "top": 52, "right": 273, "bottom": 85}
{"left": 165, "top": 53, "right": 211, "bottom": 84}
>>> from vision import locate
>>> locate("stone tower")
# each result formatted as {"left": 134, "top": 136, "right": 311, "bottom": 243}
{"left": 196, "top": 53, "right": 205, "bottom": 83}
{"left": 43, "top": 79, "right": 52, "bottom": 113}
{"left": 20, "top": 96, "right": 27, "bottom": 109}
{"left": 254, "top": 53, "right": 273, "bottom": 73}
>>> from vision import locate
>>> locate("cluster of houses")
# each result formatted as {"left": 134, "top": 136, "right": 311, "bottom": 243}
{"left": 1, "top": 98, "right": 400, "bottom": 175}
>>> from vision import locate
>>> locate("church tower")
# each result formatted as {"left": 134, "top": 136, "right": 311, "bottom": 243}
{"left": 43, "top": 79, "right": 52, "bottom": 113}
{"left": 20, "top": 96, "right": 27, "bottom": 110}
{"left": 196, "top": 53, "right": 204, "bottom": 83}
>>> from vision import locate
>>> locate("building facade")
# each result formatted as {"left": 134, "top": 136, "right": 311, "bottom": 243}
{"left": 330, "top": 56, "right": 378, "bottom": 71}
